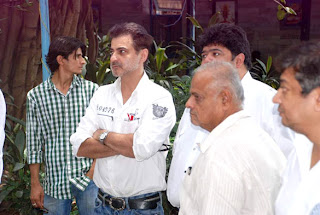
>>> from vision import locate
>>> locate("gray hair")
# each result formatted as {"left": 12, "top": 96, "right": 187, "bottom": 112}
{"left": 194, "top": 61, "right": 244, "bottom": 107}
{"left": 276, "top": 41, "right": 320, "bottom": 95}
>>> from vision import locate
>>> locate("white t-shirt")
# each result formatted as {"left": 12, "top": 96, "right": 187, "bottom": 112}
{"left": 71, "top": 73, "right": 176, "bottom": 197}
{"left": 275, "top": 134, "right": 320, "bottom": 215}
{"left": 167, "top": 72, "right": 294, "bottom": 207}
{"left": 179, "top": 110, "right": 286, "bottom": 215}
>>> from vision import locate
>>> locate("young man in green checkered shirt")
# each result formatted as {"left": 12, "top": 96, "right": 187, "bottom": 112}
{"left": 26, "top": 36, "right": 98, "bottom": 214}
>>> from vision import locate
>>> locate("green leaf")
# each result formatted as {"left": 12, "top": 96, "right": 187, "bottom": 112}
{"left": 0, "top": 187, "right": 14, "bottom": 203}
{"left": 186, "top": 16, "right": 204, "bottom": 32}
{"left": 165, "top": 64, "right": 180, "bottom": 72}
{"left": 13, "top": 162, "right": 25, "bottom": 171}
{"left": 255, "top": 59, "right": 267, "bottom": 74}
{"left": 277, "top": 10, "right": 287, "bottom": 20}
{"left": 208, "top": 12, "right": 220, "bottom": 27}
{"left": 266, "top": 56, "right": 272, "bottom": 74}
{"left": 6, "top": 115, "right": 26, "bottom": 127}
{"left": 15, "top": 190, "right": 23, "bottom": 198}
{"left": 277, "top": 5, "right": 282, "bottom": 10}
{"left": 286, "top": 7, "right": 297, "bottom": 15}
{"left": 15, "top": 130, "right": 25, "bottom": 157}
{"left": 156, "top": 47, "right": 167, "bottom": 72}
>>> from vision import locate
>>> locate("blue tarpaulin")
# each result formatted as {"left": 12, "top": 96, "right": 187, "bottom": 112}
{"left": 39, "top": 0, "right": 50, "bottom": 81}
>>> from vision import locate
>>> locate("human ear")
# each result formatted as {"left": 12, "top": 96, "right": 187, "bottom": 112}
{"left": 234, "top": 53, "right": 245, "bottom": 68}
{"left": 140, "top": 49, "right": 149, "bottom": 63}
{"left": 220, "top": 90, "right": 232, "bottom": 105}
{"left": 314, "top": 88, "right": 320, "bottom": 112}
{"left": 56, "top": 55, "right": 64, "bottom": 65}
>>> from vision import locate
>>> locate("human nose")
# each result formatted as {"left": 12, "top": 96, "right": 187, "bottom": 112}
{"left": 201, "top": 56, "right": 211, "bottom": 65}
{"left": 80, "top": 56, "right": 86, "bottom": 65}
{"left": 272, "top": 90, "right": 281, "bottom": 104}
{"left": 185, "top": 96, "right": 193, "bottom": 109}
{"left": 110, "top": 52, "right": 117, "bottom": 62}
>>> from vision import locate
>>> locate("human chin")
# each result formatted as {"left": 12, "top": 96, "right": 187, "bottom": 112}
{"left": 190, "top": 115, "right": 200, "bottom": 126}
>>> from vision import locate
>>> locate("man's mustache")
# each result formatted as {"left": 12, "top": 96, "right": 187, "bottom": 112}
{"left": 111, "top": 62, "right": 122, "bottom": 68}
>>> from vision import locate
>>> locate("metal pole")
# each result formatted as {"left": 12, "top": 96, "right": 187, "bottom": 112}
{"left": 39, "top": 0, "right": 51, "bottom": 81}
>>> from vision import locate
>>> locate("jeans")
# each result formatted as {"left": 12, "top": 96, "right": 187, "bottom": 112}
{"left": 94, "top": 191, "right": 164, "bottom": 215}
{"left": 44, "top": 180, "right": 98, "bottom": 215}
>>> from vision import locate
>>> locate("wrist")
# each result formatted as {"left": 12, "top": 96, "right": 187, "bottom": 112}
{"left": 99, "top": 131, "right": 110, "bottom": 145}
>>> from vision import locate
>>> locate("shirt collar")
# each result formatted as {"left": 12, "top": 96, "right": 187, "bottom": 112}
{"left": 114, "top": 71, "right": 149, "bottom": 96}
{"left": 45, "top": 74, "right": 82, "bottom": 90}
{"left": 199, "top": 110, "right": 249, "bottom": 153}
{"left": 241, "top": 71, "right": 252, "bottom": 84}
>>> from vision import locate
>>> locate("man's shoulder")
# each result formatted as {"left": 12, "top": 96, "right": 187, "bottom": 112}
{"left": 244, "top": 75, "right": 276, "bottom": 95}
{"left": 145, "top": 79, "right": 172, "bottom": 98}
{"left": 27, "top": 80, "right": 50, "bottom": 99}
{"left": 76, "top": 77, "right": 99, "bottom": 89}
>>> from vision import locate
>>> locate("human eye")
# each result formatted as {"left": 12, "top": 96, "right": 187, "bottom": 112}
{"left": 201, "top": 53, "right": 207, "bottom": 59}
{"left": 119, "top": 49, "right": 126, "bottom": 55}
{"left": 211, "top": 51, "right": 220, "bottom": 57}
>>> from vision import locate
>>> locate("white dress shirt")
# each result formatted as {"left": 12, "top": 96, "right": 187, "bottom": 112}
{"left": 71, "top": 73, "right": 176, "bottom": 197}
{"left": 167, "top": 72, "right": 295, "bottom": 207}
{"left": 275, "top": 134, "right": 320, "bottom": 215}
{"left": 0, "top": 90, "right": 5, "bottom": 183}
{"left": 179, "top": 110, "right": 286, "bottom": 215}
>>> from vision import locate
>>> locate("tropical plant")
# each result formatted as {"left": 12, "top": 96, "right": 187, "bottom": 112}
{"left": 0, "top": 105, "right": 37, "bottom": 214}
{"left": 250, "top": 56, "right": 280, "bottom": 89}
{"left": 85, "top": 34, "right": 116, "bottom": 86}
{"left": 274, "top": 0, "right": 297, "bottom": 20}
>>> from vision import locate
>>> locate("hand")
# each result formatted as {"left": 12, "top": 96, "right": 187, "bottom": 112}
{"left": 86, "top": 159, "right": 96, "bottom": 180}
{"left": 93, "top": 129, "right": 107, "bottom": 141}
{"left": 30, "top": 182, "right": 44, "bottom": 209}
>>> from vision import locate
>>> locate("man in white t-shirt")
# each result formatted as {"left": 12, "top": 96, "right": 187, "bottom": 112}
{"left": 167, "top": 23, "right": 295, "bottom": 209}
{"left": 274, "top": 41, "right": 320, "bottom": 215}
{"left": 71, "top": 22, "right": 176, "bottom": 215}
{"left": 179, "top": 61, "right": 285, "bottom": 215}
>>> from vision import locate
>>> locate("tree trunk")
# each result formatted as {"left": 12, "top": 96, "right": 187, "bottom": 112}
{"left": 0, "top": 0, "right": 98, "bottom": 119}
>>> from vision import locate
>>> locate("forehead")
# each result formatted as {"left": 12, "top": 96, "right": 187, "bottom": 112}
{"left": 191, "top": 71, "right": 212, "bottom": 92}
{"left": 281, "top": 68, "right": 300, "bottom": 86}
{"left": 111, "top": 34, "right": 134, "bottom": 49}
{"left": 202, "top": 44, "right": 230, "bottom": 53}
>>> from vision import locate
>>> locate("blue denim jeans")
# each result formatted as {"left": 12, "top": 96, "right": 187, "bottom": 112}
{"left": 44, "top": 180, "right": 98, "bottom": 215}
{"left": 94, "top": 191, "right": 164, "bottom": 215}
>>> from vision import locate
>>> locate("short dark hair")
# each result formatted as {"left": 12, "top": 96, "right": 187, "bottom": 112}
{"left": 276, "top": 41, "right": 320, "bottom": 95}
{"left": 198, "top": 23, "right": 252, "bottom": 70}
{"left": 108, "top": 22, "right": 153, "bottom": 52}
{"left": 46, "top": 36, "right": 86, "bottom": 74}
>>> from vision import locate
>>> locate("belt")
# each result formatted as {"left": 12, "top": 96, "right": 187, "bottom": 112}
{"left": 97, "top": 189, "right": 160, "bottom": 211}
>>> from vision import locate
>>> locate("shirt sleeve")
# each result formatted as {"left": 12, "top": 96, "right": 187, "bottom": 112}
{"left": 133, "top": 94, "right": 176, "bottom": 161}
{"left": 70, "top": 91, "right": 100, "bottom": 157}
{"left": 26, "top": 93, "right": 44, "bottom": 164}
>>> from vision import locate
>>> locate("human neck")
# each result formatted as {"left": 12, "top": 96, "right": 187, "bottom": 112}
{"left": 238, "top": 66, "right": 248, "bottom": 80}
{"left": 51, "top": 70, "right": 74, "bottom": 95}
{"left": 120, "top": 68, "right": 144, "bottom": 104}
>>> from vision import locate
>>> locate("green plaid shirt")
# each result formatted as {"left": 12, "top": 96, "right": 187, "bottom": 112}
{"left": 26, "top": 75, "right": 98, "bottom": 199}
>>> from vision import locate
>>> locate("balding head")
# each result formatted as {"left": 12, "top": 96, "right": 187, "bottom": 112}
{"left": 186, "top": 61, "right": 244, "bottom": 131}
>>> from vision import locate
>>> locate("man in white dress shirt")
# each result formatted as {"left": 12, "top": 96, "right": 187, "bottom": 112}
{"left": 0, "top": 89, "right": 5, "bottom": 183}
{"left": 167, "top": 23, "right": 294, "bottom": 209}
{"left": 274, "top": 42, "right": 320, "bottom": 215}
{"left": 179, "top": 61, "right": 285, "bottom": 215}
{"left": 70, "top": 22, "right": 176, "bottom": 214}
